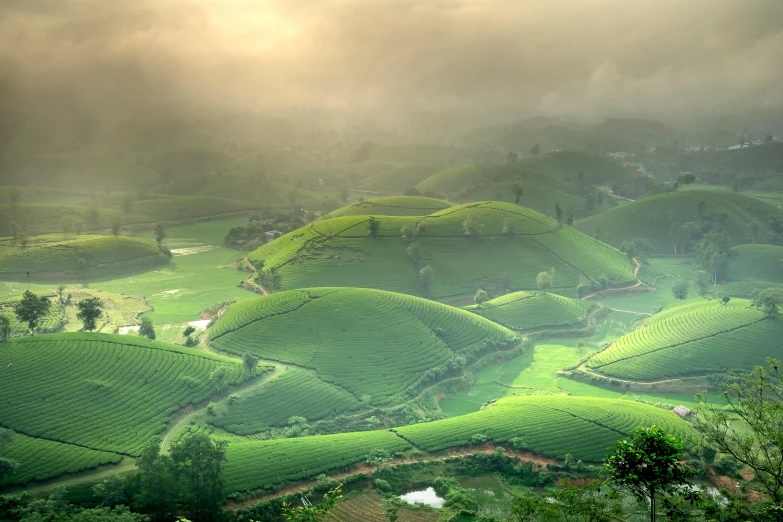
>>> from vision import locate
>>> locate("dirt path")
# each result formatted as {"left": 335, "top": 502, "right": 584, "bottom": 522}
{"left": 581, "top": 257, "right": 643, "bottom": 301}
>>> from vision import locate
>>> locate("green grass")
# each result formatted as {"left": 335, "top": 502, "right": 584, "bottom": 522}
{"left": 0, "top": 235, "right": 169, "bottom": 277}
{"left": 466, "top": 291, "right": 594, "bottom": 332}
{"left": 586, "top": 299, "right": 783, "bottom": 381}
{"left": 397, "top": 395, "right": 691, "bottom": 461}
{"left": 223, "top": 430, "right": 412, "bottom": 492}
{"left": 210, "top": 288, "right": 518, "bottom": 405}
{"left": 0, "top": 333, "right": 246, "bottom": 458}
{"left": 360, "top": 164, "right": 446, "bottom": 192}
{"left": 720, "top": 244, "right": 783, "bottom": 296}
{"left": 333, "top": 491, "right": 440, "bottom": 522}
{"left": 248, "top": 201, "right": 637, "bottom": 299}
{"left": 575, "top": 190, "right": 783, "bottom": 250}
{"left": 8, "top": 153, "right": 160, "bottom": 190}
{"left": 208, "top": 369, "right": 360, "bottom": 435}
{"left": 126, "top": 196, "right": 257, "bottom": 222}
{"left": 323, "top": 196, "right": 452, "bottom": 219}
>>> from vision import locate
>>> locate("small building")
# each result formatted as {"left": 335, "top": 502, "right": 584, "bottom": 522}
{"left": 673, "top": 405, "right": 692, "bottom": 418}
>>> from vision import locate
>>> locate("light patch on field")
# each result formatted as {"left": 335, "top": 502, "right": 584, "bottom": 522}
{"left": 188, "top": 319, "right": 210, "bottom": 329}
{"left": 118, "top": 325, "right": 140, "bottom": 335}
{"left": 171, "top": 245, "right": 216, "bottom": 256}
{"left": 149, "top": 289, "right": 194, "bottom": 299}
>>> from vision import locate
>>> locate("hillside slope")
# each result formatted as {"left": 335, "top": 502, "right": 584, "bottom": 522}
{"left": 360, "top": 164, "right": 446, "bottom": 192}
{"left": 465, "top": 291, "right": 595, "bottom": 332}
{"left": 585, "top": 300, "right": 783, "bottom": 381}
{"left": 248, "top": 201, "right": 637, "bottom": 298}
{"left": 575, "top": 190, "right": 783, "bottom": 250}
{"left": 210, "top": 288, "right": 518, "bottom": 405}
{"left": 721, "top": 244, "right": 783, "bottom": 295}
{"left": 323, "top": 196, "right": 452, "bottom": 219}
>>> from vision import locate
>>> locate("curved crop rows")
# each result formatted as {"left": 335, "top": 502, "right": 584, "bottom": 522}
{"left": 467, "top": 291, "right": 593, "bottom": 331}
{"left": 208, "top": 370, "right": 360, "bottom": 435}
{"left": 586, "top": 300, "right": 783, "bottom": 380}
{"left": 223, "top": 430, "right": 412, "bottom": 492}
{"left": 211, "top": 288, "right": 517, "bottom": 404}
{"left": 395, "top": 395, "right": 690, "bottom": 462}
{"left": 333, "top": 492, "right": 439, "bottom": 522}
{"left": 324, "top": 196, "right": 452, "bottom": 219}
{"left": 0, "top": 333, "right": 245, "bottom": 455}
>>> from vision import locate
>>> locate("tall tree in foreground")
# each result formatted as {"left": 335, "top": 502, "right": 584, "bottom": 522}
{"left": 13, "top": 290, "right": 51, "bottom": 335}
{"left": 76, "top": 297, "right": 104, "bottom": 332}
{"left": 170, "top": 433, "right": 228, "bottom": 522}
{"left": 697, "top": 361, "right": 783, "bottom": 508}
{"left": 604, "top": 425, "right": 697, "bottom": 522}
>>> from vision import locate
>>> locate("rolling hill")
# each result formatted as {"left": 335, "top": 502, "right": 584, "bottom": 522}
{"left": 209, "top": 288, "right": 519, "bottom": 406}
{"left": 322, "top": 196, "right": 452, "bottom": 219}
{"left": 574, "top": 190, "right": 783, "bottom": 251}
{"left": 0, "top": 333, "right": 248, "bottom": 486}
{"left": 465, "top": 291, "right": 596, "bottom": 333}
{"left": 221, "top": 394, "right": 691, "bottom": 493}
{"left": 248, "top": 201, "right": 637, "bottom": 298}
{"left": 721, "top": 244, "right": 783, "bottom": 295}
{"left": 0, "top": 235, "right": 170, "bottom": 278}
{"left": 584, "top": 299, "right": 783, "bottom": 381}
{"left": 360, "top": 164, "right": 447, "bottom": 192}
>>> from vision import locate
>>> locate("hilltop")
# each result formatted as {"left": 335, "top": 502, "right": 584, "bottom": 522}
{"left": 248, "top": 201, "right": 637, "bottom": 298}
{"left": 360, "top": 164, "right": 446, "bottom": 192}
{"left": 323, "top": 196, "right": 452, "bottom": 219}
{"left": 465, "top": 291, "right": 596, "bottom": 333}
{"left": 584, "top": 299, "right": 783, "bottom": 382}
{"left": 575, "top": 190, "right": 783, "bottom": 251}
{"left": 0, "top": 333, "right": 248, "bottom": 486}
{"left": 209, "top": 287, "right": 518, "bottom": 407}
{"left": 0, "top": 235, "right": 169, "bottom": 278}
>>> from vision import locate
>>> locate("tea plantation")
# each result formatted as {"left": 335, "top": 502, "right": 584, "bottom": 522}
{"left": 586, "top": 300, "right": 783, "bottom": 380}
{"left": 465, "top": 291, "right": 595, "bottom": 332}
{"left": 248, "top": 202, "right": 636, "bottom": 298}
{"left": 209, "top": 288, "right": 519, "bottom": 404}
{"left": 323, "top": 196, "right": 452, "bottom": 219}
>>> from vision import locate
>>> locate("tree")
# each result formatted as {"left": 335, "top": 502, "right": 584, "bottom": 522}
{"left": 242, "top": 352, "right": 260, "bottom": 375}
{"left": 510, "top": 483, "right": 623, "bottom": 522}
{"left": 122, "top": 195, "right": 135, "bottom": 213}
{"left": 502, "top": 217, "right": 518, "bottom": 235}
{"left": 183, "top": 326, "right": 195, "bottom": 338}
{"left": 61, "top": 216, "right": 72, "bottom": 238}
{"left": 419, "top": 265, "right": 434, "bottom": 295}
{"left": 400, "top": 222, "right": 417, "bottom": 242}
{"left": 752, "top": 287, "right": 783, "bottom": 317}
{"left": 721, "top": 295, "right": 731, "bottom": 306}
{"left": 0, "top": 428, "right": 18, "bottom": 483}
{"left": 129, "top": 438, "right": 177, "bottom": 520}
{"left": 767, "top": 133, "right": 774, "bottom": 144}
{"left": 282, "top": 483, "right": 343, "bottom": 522}
{"left": 139, "top": 316, "right": 156, "bottom": 339}
{"left": 604, "top": 425, "right": 697, "bottom": 522}
{"left": 509, "top": 182, "right": 523, "bottom": 204}
{"left": 507, "top": 151, "right": 517, "bottom": 164}
{"left": 170, "top": 433, "right": 228, "bottom": 522}
{"left": 13, "top": 290, "right": 51, "bottom": 335}
{"left": 368, "top": 217, "right": 380, "bottom": 238}
{"left": 76, "top": 297, "right": 104, "bottom": 332}
{"left": 555, "top": 203, "right": 563, "bottom": 223}
{"left": 110, "top": 215, "right": 122, "bottom": 236}
{"left": 565, "top": 207, "right": 576, "bottom": 226}
{"left": 366, "top": 449, "right": 391, "bottom": 472}
{"left": 536, "top": 268, "right": 554, "bottom": 291}
{"left": 474, "top": 289, "right": 489, "bottom": 305}
{"left": 0, "top": 312, "right": 11, "bottom": 343}
{"left": 746, "top": 221, "right": 760, "bottom": 244}
{"left": 697, "top": 361, "right": 783, "bottom": 507}
{"left": 693, "top": 270, "right": 711, "bottom": 297}
{"left": 462, "top": 212, "right": 484, "bottom": 236}
{"left": 530, "top": 144, "right": 540, "bottom": 156}
{"left": 675, "top": 173, "right": 696, "bottom": 187}
{"left": 671, "top": 278, "right": 689, "bottom": 300}
{"left": 154, "top": 223, "right": 166, "bottom": 246}
{"left": 210, "top": 366, "right": 228, "bottom": 393}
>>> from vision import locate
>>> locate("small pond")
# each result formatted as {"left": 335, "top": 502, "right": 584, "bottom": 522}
{"left": 399, "top": 487, "right": 444, "bottom": 508}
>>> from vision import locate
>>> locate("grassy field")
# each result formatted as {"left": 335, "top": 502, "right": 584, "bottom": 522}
{"left": 210, "top": 288, "right": 518, "bottom": 405}
{"left": 323, "top": 196, "right": 452, "bottom": 218}
{"left": 465, "top": 291, "right": 595, "bottom": 332}
{"left": 0, "top": 235, "right": 169, "bottom": 277}
{"left": 585, "top": 299, "right": 783, "bottom": 381}
{"left": 0, "top": 333, "right": 248, "bottom": 485}
{"left": 249, "top": 201, "right": 637, "bottom": 299}
{"left": 720, "top": 244, "right": 783, "bottom": 295}
{"left": 575, "top": 190, "right": 783, "bottom": 250}
{"left": 333, "top": 491, "right": 440, "bottom": 522}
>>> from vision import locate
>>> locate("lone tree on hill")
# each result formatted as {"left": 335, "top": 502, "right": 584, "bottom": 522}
{"left": 154, "top": 223, "right": 166, "bottom": 246}
{"left": 110, "top": 215, "right": 122, "bottom": 236}
{"left": 242, "top": 353, "right": 260, "bottom": 375}
{"left": 752, "top": 287, "right": 783, "bottom": 317}
{"left": 536, "top": 267, "right": 555, "bottom": 292}
{"left": 0, "top": 313, "right": 11, "bottom": 343}
{"left": 530, "top": 144, "right": 540, "bottom": 156}
{"left": 509, "top": 182, "right": 523, "bottom": 204}
{"left": 694, "top": 270, "right": 711, "bottom": 297}
{"left": 604, "top": 425, "right": 698, "bottom": 522}
{"left": 368, "top": 217, "right": 380, "bottom": 238}
{"left": 474, "top": 289, "right": 489, "bottom": 305}
{"left": 0, "top": 428, "right": 18, "bottom": 483}
{"left": 13, "top": 291, "right": 51, "bottom": 335}
{"left": 76, "top": 297, "right": 104, "bottom": 332}
{"left": 139, "top": 316, "right": 156, "bottom": 340}
{"left": 721, "top": 295, "right": 731, "bottom": 306}
{"left": 671, "top": 278, "right": 689, "bottom": 300}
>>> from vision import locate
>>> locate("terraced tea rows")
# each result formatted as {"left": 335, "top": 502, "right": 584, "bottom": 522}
{"left": 586, "top": 300, "right": 783, "bottom": 380}
{"left": 210, "top": 288, "right": 518, "bottom": 404}
{"left": 0, "top": 333, "right": 246, "bottom": 455}
{"left": 332, "top": 492, "right": 439, "bottom": 522}
{"left": 395, "top": 395, "right": 690, "bottom": 461}
{"left": 324, "top": 196, "right": 452, "bottom": 218}
{"left": 223, "top": 430, "right": 412, "bottom": 492}
{"left": 248, "top": 202, "right": 636, "bottom": 298}
{"left": 208, "top": 369, "right": 360, "bottom": 435}
{"left": 466, "top": 291, "right": 594, "bottom": 332}
{"left": 0, "top": 433, "right": 122, "bottom": 486}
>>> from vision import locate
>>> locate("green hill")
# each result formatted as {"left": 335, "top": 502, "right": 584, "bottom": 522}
{"left": 0, "top": 333, "right": 247, "bottom": 486}
{"left": 8, "top": 153, "right": 160, "bottom": 190}
{"left": 369, "top": 144, "right": 475, "bottom": 165}
{"left": 209, "top": 288, "right": 518, "bottom": 406}
{"left": 128, "top": 196, "right": 257, "bottom": 222}
{"left": 323, "top": 196, "right": 452, "bottom": 219}
{"left": 0, "top": 235, "right": 169, "bottom": 278}
{"left": 465, "top": 291, "right": 595, "bottom": 332}
{"left": 585, "top": 299, "right": 783, "bottom": 381}
{"left": 222, "top": 395, "right": 691, "bottom": 493}
{"left": 248, "top": 201, "right": 636, "bottom": 298}
{"left": 721, "top": 244, "right": 783, "bottom": 295}
{"left": 514, "top": 151, "right": 629, "bottom": 184}
{"left": 575, "top": 190, "right": 783, "bottom": 251}
{"left": 360, "top": 164, "right": 446, "bottom": 192}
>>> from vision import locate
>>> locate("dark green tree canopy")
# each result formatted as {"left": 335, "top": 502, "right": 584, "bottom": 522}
{"left": 76, "top": 297, "right": 104, "bottom": 332}
{"left": 13, "top": 290, "right": 51, "bottom": 335}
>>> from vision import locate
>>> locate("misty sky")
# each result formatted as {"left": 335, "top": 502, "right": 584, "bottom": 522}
{"left": 1, "top": 0, "right": 783, "bottom": 131}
